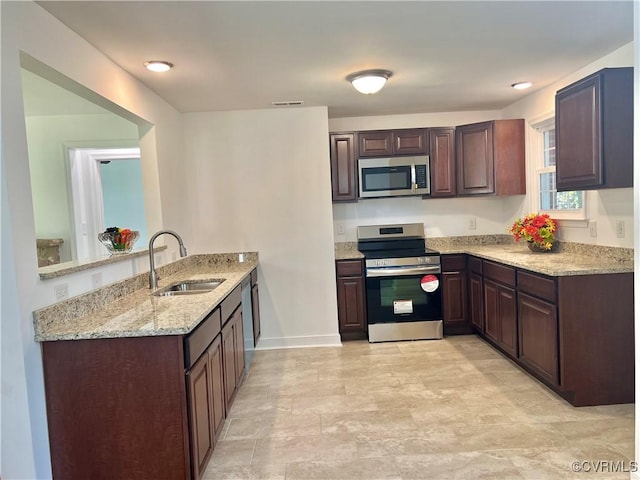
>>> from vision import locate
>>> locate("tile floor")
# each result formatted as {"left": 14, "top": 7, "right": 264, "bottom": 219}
{"left": 204, "top": 335, "right": 634, "bottom": 479}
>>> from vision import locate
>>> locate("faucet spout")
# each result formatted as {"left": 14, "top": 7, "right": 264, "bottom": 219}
{"left": 148, "top": 230, "right": 188, "bottom": 289}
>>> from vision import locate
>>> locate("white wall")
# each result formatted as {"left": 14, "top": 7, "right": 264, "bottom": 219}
{"left": 1, "top": 2, "right": 187, "bottom": 478}
{"left": 183, "top": 107, "right": 340, "bottom": 349}
{"left": 330, "top": 43, "right": 634, "bottom": 249}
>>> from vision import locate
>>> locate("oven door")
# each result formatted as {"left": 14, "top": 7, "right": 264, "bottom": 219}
{"left": 365, "top": 266, "right": 442, "bottom": 324}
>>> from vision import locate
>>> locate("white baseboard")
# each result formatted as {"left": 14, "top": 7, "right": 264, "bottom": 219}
{"left": 255, "top": 334, "right": 342, "bottom": 350}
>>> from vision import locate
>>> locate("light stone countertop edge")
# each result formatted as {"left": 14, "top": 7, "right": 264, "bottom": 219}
{"left": 34, "top": 253, "right": 258, "bottom": 342}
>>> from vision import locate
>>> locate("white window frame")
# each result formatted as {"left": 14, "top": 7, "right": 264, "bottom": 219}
{"left": 532, "top": 117, "right": 586, "bottom": 221}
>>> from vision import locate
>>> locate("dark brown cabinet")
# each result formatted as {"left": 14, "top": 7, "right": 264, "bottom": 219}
{"left": 428, "top": 127, "right": 456, "bottom": 197}
{"left": 251, "top": 268, "right": 261, "bottom": 346}
{"left": 358, "top": 129, "right": 428, "bottom": 157}
{"left": 330, "top": 132, "right": 357, "bottom": 202}
{"left": 336, "top": 259, "right": 367, "bottom": 340}
{"left": 555, "top": 67, "right": 633, "bottom": 191}
{"left": 483, "top": 261, "right": 517, "bottom": 358}
{"left": 222, "top": 305, "right": 244, "bottom": 409}
{"left": 518, "top": 292, "right": 558, "bottom": 386}
{"left": 187, "top": 348, "right": 216, "bottom": 480}
{"left": 456, "top": 119, "right": 525, "bottom": 196}
{"left": 441, "top": 254, "right": 469, "bottom": 334}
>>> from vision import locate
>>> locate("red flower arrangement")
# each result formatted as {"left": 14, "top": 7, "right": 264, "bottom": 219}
{"left": 509, "top": 213, "right": 557, "bottom": 251}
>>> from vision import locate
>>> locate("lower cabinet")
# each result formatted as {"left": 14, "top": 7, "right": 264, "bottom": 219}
{"left": 251, "top": 268, "right": 261, "bottom": 346}
{"left": 468, "top": 257, "right": 484, "bottom": 332}
{"left": 336, "top": 259, "right": 367, "bottom": 340}
{"left": 441, "top": 254, "right": 470, "bottom": 334}
{"left": 518, "top": 292, "right": 558, "bottom": 386}
{"left": 483, "top": 262, "right": 517, "bottom": 359}
{"left": 42, "top": 281, "right": 250, "bottom": 480}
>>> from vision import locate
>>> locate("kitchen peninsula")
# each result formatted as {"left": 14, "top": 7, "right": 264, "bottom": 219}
{"left": 34, "top": 253, "right": 260, "bottom": 480}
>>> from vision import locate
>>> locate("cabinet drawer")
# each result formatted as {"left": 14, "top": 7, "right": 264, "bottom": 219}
{"left": 221, "top": 285, "right": 242, "bottom": 325}
{"left": 441, "top": 254, "right": 466, "bottom": 272}
{"left": 468, "top": 256, "right": 483, "bottom": 274}
{"left": 517, "top": 271, "right": 557, "bottom": 303}
{"left": 336, "top": 259, "right": 364, "bottom": 277}
{"left": 483, "top": 261, "right": 515, "bottom": 287}
{"left": 184, "top": 308, "right": 221, "bottom": 369}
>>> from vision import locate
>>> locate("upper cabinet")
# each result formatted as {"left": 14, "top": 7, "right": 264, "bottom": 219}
{"left": 359, "top": 129, "right": 428, "bottom": 157}
{"left": 456, "top": 119, "right": 525, "bottom": 196}
{"left": 330, "top": 132, "right": 357, "bottom": 202}
{"left": 428, "top": 127, "right": 456, "bottom": 197}
{"left": 555, "top": 67, "right": 633, "bottom": 191}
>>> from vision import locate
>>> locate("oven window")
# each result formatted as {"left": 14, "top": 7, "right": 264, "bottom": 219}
{"left": 380, "top": 278, "right": 426, "bottom": 306}
{"left": 363, "top": 166, "right": 411, "bottom": 191}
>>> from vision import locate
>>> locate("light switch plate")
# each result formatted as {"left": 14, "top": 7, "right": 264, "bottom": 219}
{"left": 588, "top": 220, "right": 597, "bottom": 238}
{"left": 616, "top": 220, "right": 625, "bottom": 238}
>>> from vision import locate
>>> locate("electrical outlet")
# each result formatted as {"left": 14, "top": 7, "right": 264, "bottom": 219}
{"left": 588, "top": 220, "right": 597, "bottom": 238}
{"left": 468, "top": 217, "right": 477, "bottom": 230}
{"left": 336, "top": 223, "right": 345, "bottom": 235}
{"left": 91, "top": 272, "right": 102, "bottom": 289}
{"left": 54, "top": 283, "right": 69, "bottom": 301}
{"left": 616, "top": 219, "right": 625, "bottom": 238}
{"left": 171, "top": 251, "right": 177, "bottom": 262}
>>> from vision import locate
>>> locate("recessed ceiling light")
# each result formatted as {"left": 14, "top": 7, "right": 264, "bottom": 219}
{"left": 144, "top": 61, "right": 174, "bottom": 73}
{"left": 346, "top": 69, "right": 393, "bottom": 94}
{"left": 511, "top": 81, "right": 532, "bottom": 90}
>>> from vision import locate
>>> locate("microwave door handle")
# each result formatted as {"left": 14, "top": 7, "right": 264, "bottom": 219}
{"left": 411, "top": 164, "right": 417, "bottom": 190}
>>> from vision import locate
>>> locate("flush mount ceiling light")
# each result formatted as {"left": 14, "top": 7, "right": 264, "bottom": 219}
{"left": 511, "top": 81, "right": 533, "bottom": 90}
{"left": 144, "top": 61, "right": 174, "bottom": 73}
{"left": 346, "top": 69, "right": 393, "bottom": 94}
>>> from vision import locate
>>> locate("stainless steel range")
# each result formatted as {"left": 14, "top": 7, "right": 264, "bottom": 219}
{"left": 357, "top": 223, "right": 443, "bottom": 343}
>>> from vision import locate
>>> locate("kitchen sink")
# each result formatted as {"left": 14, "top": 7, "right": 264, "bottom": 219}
{"left": 153, "top": 279, "right": 224, "bottom": 297}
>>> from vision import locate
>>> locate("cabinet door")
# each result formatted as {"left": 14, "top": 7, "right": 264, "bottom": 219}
{"left": 359, "top": 131, "right": 393, "bottom": 157}
{"left": 209, "top": 336, "right": 226, "bottom": 440}
{"left": 456, "top": 121, "right": 494, "bottom": 195}
{"left": 233, "top": 308, "right": 245, "bottom": 385}
{"left": 393, "top": 129, "right": 427, "bottom": 155}
{"left": 484, "top": 279, "right": 500, "bottom": 343}
{"left": 221, "top": 321, "right": 236, "bottom": 408}
{"left": 330, "top": 133, "right": 357, "bottom": 202}
{"left": 518, "top": 293, "right": 558, "bottom": 386}
{"left": 442, "top": 271, "right": 468, "bottom": 328}
{"left": 469, "top": 272, "right": 484, "bottom": 332}
{"left": 497, "top": 286, "right": 518, "bottom": 358}
{"left": 186, "top": 351, "right": 214, "bottom": 480}
{"left": 251, "top": 283, "right": 261, "bottom": 346}
{"left": 556, "top": 74, "right": 603, "bottom": 189}
{"left": 336, "top": 276, "right": 367, "bottom": 336}
{"left": 428, "top": 127, "right": 456, "bottom": 197}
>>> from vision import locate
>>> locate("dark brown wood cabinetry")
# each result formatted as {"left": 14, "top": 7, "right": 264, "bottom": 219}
{"left": 482, "top": 261, "right": 517, "bottom": 358}
{"left": 330, "top": 132, "right": 357, "bottom": 202}
{"left": 428, "top": 127, "right": 456, "bottom": 197}
{"left": 335, "top": 259, "right": 367, "bottom": 340}
{"left": 441, "top": 254, "right": 470, "bottom": 334}
{"left": 555, "top": 67, "right": 633, "bottom": 191}
{"left": 456, "top": 119, "right": 525, "bottom": 196}
{"left": 518, "top": 292, "right": 558, "bottom": 386}
{"left": 42, "top": 280, "right": 251, "bottom": 480}
{"left": 358, "top": 129, "right": 428, "bottom": 157}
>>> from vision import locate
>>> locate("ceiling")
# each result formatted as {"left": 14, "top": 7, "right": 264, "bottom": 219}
{"left": 36, "top": 1, "right": 633, "bottom": 118}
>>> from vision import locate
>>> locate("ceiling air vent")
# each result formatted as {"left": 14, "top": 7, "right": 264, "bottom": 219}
{"left": 271, "top": 100, "right": 304, "bottom": 107}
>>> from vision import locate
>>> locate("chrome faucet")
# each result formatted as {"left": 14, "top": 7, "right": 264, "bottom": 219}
{"left": 148, "top": 230, "right": 188, "bottom": 289}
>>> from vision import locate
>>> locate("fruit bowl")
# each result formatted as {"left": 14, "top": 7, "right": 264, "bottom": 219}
{"left": 98, "top": 230, "right": 140, "bottom": 255}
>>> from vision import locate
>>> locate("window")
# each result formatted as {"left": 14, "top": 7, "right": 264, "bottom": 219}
{"left": 535, "top": 119, "right": 585, "bottom": 219}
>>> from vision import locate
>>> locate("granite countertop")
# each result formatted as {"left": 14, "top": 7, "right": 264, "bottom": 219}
{"left": 335, "top": 238, "right": 633, "bottom": 276}
{"left": 34, "top": 253, "right": 258, "bottom": 342}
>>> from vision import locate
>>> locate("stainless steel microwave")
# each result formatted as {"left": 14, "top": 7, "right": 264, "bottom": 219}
{"left": 358, "top": 156, "right": 430, "bottom": 198}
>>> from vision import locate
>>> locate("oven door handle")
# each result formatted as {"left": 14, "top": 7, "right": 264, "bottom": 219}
{"left": 366, "top": 266, "right": 441, "bottom": 277}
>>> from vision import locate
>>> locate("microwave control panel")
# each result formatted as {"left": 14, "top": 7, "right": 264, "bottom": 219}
{"left": 415, "top": 164, "right": 428, "bottom": 189}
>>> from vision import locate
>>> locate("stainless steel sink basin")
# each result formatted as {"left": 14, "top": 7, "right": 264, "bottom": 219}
{"left": 153, "top": 279, "right": 224, "bottom": 297}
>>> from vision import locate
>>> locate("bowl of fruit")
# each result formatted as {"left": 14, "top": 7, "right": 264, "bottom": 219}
{"left": 98, "top": 227, "right": 140, "bottom": 255}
